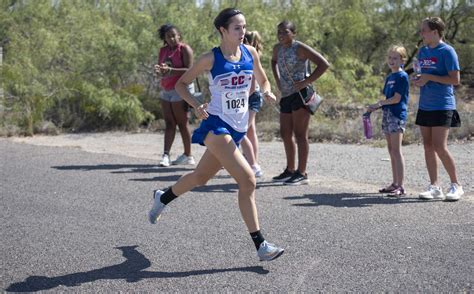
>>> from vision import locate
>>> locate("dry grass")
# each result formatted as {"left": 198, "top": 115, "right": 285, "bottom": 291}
{"left": 253, "top": 87, "right": 473, "bottom": 145}
{"left": 2, "top": 87, "right": 472, "bottom": 144}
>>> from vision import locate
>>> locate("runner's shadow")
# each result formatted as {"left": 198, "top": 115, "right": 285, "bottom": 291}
{"left": 130, "top": 171, "right": 232, "bottom": 184}
{"left": 190, "top": 180, "right": 283, "bottom": 193}
{"left": 130, "top": 174, "right": 182, "bottom": 182}
{"left": 192, "top": 183, "right": 239, "bottom": 193}
{"left": 6, "top": 245, "right": 269, "bottom": 292}
{"left": 256, "top": 181, "right": 291, "bottom": 188}
{"left": 284, "top": 193, "right": 426, "bottom": 208}
{"left": 52, "top": 164, "right": 189, "bottom": 174}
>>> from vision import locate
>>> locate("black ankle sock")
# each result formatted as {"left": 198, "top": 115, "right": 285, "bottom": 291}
{"left": 160, "top": 187, "right": 177, "bottom": 205}
{"left": 250, "top": 230, "right": 265, "bottom": 250}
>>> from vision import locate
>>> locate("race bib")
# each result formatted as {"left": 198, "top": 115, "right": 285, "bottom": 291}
{"left": 221, "top": 90, "right": 248, "bottom": 114}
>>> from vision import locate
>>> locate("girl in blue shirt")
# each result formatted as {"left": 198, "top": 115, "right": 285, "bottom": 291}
{"left": 368, "top": 45, "right": 409, "bottom": 197}
{"left": 414, "top": 17, "right": 464, "bottom": 201}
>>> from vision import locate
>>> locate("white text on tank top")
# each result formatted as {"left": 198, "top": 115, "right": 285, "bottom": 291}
{"left": 222, "top": 75, "right": 249, "bottom": 115}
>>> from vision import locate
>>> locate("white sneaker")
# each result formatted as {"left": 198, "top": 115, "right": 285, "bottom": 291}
{"left": 419, "top": 185, "right": 445, "bottom": 200}
{"left": 445, "top": 183, "right": 464, "bottom": 202}
{"left": 257, "top": 241, "right": 284, "bottom": 261}
{"left": 148, "top": 190, "right": 167, "bottom": 224}
{"left": 171, "top": 154, "right": 195, "bottom": 165}
{"left": 252, "top": 164, "right": 263, "bottom": 178}
{"left": 159, "top": 154, "right": 170, "bottom": 167}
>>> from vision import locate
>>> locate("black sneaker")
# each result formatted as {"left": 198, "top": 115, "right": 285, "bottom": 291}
{"left": 272, "top": 168, "right": 294, "bottom": 182}
{"left": 283, "top": 171, "right": 309, "bottom": 186}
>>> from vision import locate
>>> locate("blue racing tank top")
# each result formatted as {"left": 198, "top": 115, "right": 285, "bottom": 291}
{"left": 207, "top": 44, "right": 254, "bottom": 132}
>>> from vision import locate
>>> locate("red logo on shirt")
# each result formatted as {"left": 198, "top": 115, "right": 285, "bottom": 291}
{"left": 231, "top": 76, "right": 245, "bottom": 85}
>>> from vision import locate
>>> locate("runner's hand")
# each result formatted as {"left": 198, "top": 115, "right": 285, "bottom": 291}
{"left": 262, "top": 91, "right": 276, "bottom": 104}
{"left": 195, "top": 103, "right": 209, "bottom": 120}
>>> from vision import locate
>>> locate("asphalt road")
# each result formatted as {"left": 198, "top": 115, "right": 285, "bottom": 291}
{"left": 1, "top": 138, "right": 473, "bottom": 292}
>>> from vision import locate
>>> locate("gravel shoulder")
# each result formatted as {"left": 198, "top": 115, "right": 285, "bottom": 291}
{"left": 7, "top": 132, "right": 473, "bottom": 195}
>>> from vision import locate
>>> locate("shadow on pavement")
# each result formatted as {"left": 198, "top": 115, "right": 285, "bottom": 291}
{"left": 188, "top": 181, "right": 284, "bottom": 193}
{"left": 130, "top": 174, "right": 182, "bottom": 182}
{"left": 284, "top": 193, "right": 427, "bottom": 207}
{"left": 6, "top": 245, "right": 269, "bottom": 292}
{"left": 52, "top": 164, "right": 190, "bottom": 174}
{"left": 130, "top": 177, "right": 283, "bottom": 192}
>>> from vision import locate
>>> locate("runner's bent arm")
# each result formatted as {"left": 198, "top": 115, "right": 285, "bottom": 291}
{"left": 175, "top": 51, "right": 213, "bottom": 109}
{"left": 247, "top": 45, "right": 276, "bottom": 103}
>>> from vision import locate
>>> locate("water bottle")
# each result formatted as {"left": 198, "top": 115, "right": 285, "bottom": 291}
{"left": 413, "top": 58, "right": 421, "bottom": 80}
{"left": 363, "top": 112, "right": 373, "bottom": 139}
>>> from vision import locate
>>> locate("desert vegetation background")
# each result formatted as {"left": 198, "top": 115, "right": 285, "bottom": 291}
{"left": 1, "top": 0, "right": 472, "bottom": 143}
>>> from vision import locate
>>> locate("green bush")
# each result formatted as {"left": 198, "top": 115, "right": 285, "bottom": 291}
{"left": 0, "top": 0, "right": 471, "bottom": 141}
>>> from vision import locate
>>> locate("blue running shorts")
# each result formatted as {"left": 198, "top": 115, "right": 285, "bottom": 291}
{"left": 192, "top": 114, "right": 246, "bottom": 146}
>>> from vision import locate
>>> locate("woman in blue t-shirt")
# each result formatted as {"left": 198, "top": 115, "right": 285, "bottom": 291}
{"left": 367, "top": 45, "right": 409, "bottom": 197}
{"left": 413, "top": 17, "right": 464, "bottom": 201}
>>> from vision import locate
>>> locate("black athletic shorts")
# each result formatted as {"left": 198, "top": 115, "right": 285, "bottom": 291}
{"left": 279, "top": 89, "right": 307, "bottom": 113}
{"left": 415, "top": 109, "right": 461, "bottom": 128}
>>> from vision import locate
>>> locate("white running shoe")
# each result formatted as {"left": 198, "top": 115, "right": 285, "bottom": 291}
{"left": 159, "top": 154, "right": 170, "bottom": 167}
{"left": 419, "top": 185, "right": 445, "bottom": 200}
{"left": 257, "top": 241, "right": 284, "bottom": 261}
{"left": 148, "top": 190, "right": 167, "bottom": 224}
{"left": 445, "top": 183, "right": 464, "bottom": 202}
{"left": 252, "top": 164, "right": 263, "bottom": 178}
{"left": 171, "top": 154, "right": 195, "bottom": 165}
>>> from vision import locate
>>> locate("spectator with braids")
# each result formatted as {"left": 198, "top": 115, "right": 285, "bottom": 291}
{"left": 155, "top": 24, "right": 195, "bottom": 167}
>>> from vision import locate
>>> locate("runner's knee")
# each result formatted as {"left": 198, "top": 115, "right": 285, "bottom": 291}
{"left": 237, "top": 176, "right": 256, "bottom": 194}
